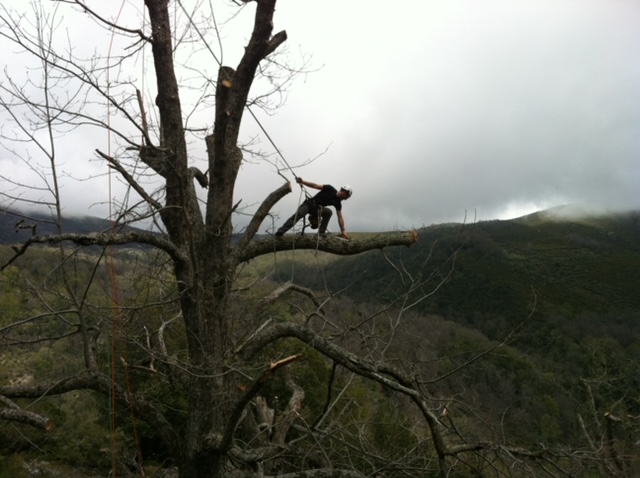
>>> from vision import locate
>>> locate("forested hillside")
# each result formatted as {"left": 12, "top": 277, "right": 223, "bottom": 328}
{"left": 282, "top": 208, "right": 640, "bottom": 311}
{"left": 1, "top": 208, "right": 639, "bottom": 476}
{"left": 271, "top": 208, "right": 640, "bottom": 460}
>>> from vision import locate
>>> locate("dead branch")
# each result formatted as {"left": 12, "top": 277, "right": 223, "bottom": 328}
{"left": 96, "top": 149, "right": 163, "bottom": 210}
{"left": 0, "top": 395, "right": 54, "bottom": 431}
{"left": 258, "top": 281, "right": 324, "bottom": 312}
{"left": 189, "top": 167, "right": 209, "bottom": 189}
{"left": 66, "top": 0, "right": 150, "bottom": 40}
{"left": 220, "top": 354, "right": 302, "bottom": 451}
{"left": 2, "top": 231, "right": 189, "bottom": 272}
{"left": 271, "top": 369, "right": 304, "bottom": 445}
{"left": 0, "top": 371, "right": 179, "bottom": 456}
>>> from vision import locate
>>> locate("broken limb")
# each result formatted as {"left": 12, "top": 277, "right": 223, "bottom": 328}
{"left": 0, "top": 395, "right": 54, "bottom": 431}
{"left": 220, "top": 354, "right": 302, "bottom": 450}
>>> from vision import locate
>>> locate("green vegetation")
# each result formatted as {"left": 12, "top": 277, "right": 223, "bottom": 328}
{"left": 268, "top": 210, "right": 640, "bottom": 466}
{"left": 1, "top": 209, "right": 639, "bottom": 475}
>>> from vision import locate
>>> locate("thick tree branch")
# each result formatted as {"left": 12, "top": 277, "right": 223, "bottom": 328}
{"left": 220, "top": 354, "right": 302, "bottom": 451}
{"left": 239, "top": 321, "right": 567, "bottom": 471}
{"left": 0, "top": 372, "right": 179, "bottom": 456}
{"left": 240, "top": 323, "right": 415, "bottom": 393}
{"left": 138, "top": 144, "right": 170, "bottom": 177}
{"left": 239, "top": 322, "right": 449, "bottom": 458}
{"left": 228, "top": 444, "right": 286, "bottom": 467}
{"left": 0, "top": 395, "right": 54, "bottom": 431}
{"left": 275, "top": 472, "right": 365, "bottom": 478}
{"left": 232, "top": 0, "right": 284, "bottom": 120}
{"left": 236, "top": 231, "right": 419, "bottom": 263}
{"left": 257, "top": 281, "right": 324, "bottom": 312}
{"left": 235, "top": 182, "right": 292, "bottom": 252}
{"left": 264, "top": 31, "right": 288, "bottom": 58}
{"left": 2, "top": 231, "right": 189, "bottom": 272}
{"left": 232, "top": 470, "right": 365, "bottom": 478}
{"left": 444, "top": 442, "right": 554, "bottom": 461}
{"left": 271, "top": 369, "right": 304, "bottom": 445}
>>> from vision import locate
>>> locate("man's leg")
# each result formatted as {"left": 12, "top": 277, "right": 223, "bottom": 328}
{"left": 276, "top": 203, "right": 309, "bottom": 236}
{"left": 308, "top": 205, "right": 320, "bottom": 229}
{"left": 318, "top": 208, "right": 333, "bottom": 234}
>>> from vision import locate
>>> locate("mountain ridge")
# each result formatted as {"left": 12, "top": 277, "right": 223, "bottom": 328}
{"left": 270, "top": 207, "right": 640, "bottom": 339}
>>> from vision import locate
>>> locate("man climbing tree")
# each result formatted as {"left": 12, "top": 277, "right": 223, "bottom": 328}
{"left": 275, "top": 177, "right": 352, "bottom": 238}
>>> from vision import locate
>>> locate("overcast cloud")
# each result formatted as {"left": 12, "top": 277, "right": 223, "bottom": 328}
{"left": 1, "top": 0, "right": 639, "bottom": 232}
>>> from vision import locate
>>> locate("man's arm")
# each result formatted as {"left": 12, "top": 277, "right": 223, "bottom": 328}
{"left": 337, "top": 210, "right": 349, "bottom": 239}
{"left": 296, "top": 177, "right": 323, "bottom": 190}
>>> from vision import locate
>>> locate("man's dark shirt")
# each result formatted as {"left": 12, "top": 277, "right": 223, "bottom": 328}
{"left": 310, "top": 185, "right": 342, "bottom": 211}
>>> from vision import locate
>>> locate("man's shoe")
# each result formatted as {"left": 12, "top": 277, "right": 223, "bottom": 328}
{"left": 275, "top": 230, "right": 284, "bottom": 237}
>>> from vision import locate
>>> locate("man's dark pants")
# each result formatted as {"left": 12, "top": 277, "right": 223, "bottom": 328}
{"left": 276, "top": 201, "right": 333, "bottom": 235}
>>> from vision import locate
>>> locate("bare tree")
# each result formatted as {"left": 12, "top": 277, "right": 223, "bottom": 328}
{"left": 0, "top": 1, "right": 414, "bottom": 477}
{"left": 0, "top": 2, "right": 611, "bottom": 478}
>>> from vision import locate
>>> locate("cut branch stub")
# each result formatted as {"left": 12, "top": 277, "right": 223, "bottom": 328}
{"left": 0, "top": 395, "right": 54, "bottom": 432}
{"left": 220, "top": 354, "right": 302, "bottom": 451}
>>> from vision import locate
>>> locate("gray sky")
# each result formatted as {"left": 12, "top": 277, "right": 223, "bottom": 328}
{"left": 1, "top": 0, "right": 639, "bottom": 232}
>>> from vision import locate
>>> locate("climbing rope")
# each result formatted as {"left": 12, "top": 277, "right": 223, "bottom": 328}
{"left": 105, "top": 2, "right": 145, "bottom": 475}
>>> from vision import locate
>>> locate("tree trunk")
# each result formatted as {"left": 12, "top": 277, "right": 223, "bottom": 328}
{"left": 144, "top": 1, "right": 237, "bottom": 475}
